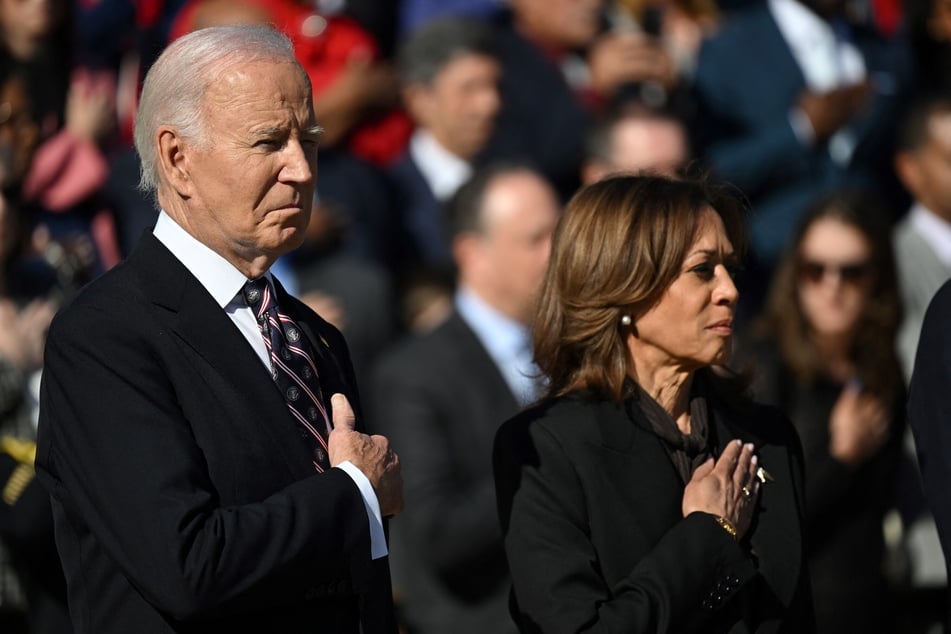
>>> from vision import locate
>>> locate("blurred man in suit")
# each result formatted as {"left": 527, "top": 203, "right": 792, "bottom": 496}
{"left": 692, "top": 0, "right": 910, "bottom": 269}
{"left": 894, "top": 95, "right": 951, "bottom": 382}
{"left": 370, "top": 162, "right": 560, "bottom": 634}
{"left": 35, "top": 26, "right": 402, "bottom": 633}
{"left": 391, "top": 16, "right": 501, "bottom": 270}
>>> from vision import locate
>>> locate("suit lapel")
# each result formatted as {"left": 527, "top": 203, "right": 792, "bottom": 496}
{"left": 592, "top": 398, "right": 687, "bottom": 542}
{"left": 128, "top": 234, "right": 315, "bottom": 480}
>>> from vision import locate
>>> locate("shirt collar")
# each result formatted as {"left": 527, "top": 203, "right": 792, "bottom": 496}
{"left": 409, "top": 129, "right": 473, "bottom": 202}
{"left": 454, "top": 285, "right": 531, "bottom": 361}
{"left": 909, "top": 202, "right": 951, "bottom": 268}
{"left": 153, "top": 210, "right": 263, "bottom": 307}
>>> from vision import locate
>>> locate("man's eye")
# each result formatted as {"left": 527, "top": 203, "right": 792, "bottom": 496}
{"left": 255, "top": 139, "right": 281, "bottom": 149}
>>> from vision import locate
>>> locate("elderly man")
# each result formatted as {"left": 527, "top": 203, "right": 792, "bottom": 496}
{"left": 34, "top": 26, "right": 402, "bottom": 633}
{"left": 370, "top": 162, "right": 559, "bottom": 634}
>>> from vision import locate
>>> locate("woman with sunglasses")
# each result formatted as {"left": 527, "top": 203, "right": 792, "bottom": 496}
{"left": 746, "top": 190, "right": 905, "bottom": 633}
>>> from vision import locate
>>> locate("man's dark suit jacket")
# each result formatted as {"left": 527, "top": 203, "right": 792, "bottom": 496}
{"left": 370, "top": 312, "right": 519, "bottom": 634}
{"left": 35, "top": 233, "right": 396, "bottom": 633}
{"left": 387, "top": 151, "right": 451, "bottom": 270}
{"left": 909, "top": 279, "right": 951, "bottom": 626}
{"left": 692, "top": 1, "right": 910, "bottom": 264}
{"left": 494, "top": 376, "right": 815, "bottom": 633}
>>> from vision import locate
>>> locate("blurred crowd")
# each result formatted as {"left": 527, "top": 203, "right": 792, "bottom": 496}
{"left": 0, "top": 0, "right": 950, "bottom": 632}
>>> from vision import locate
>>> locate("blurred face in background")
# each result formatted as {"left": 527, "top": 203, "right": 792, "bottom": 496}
{"left": 930, "top": 0, "right": 951, "bottom": 41}
{"left": 797, "top": 217, "right": 873, "bottom": 340}
{"left": 583, "top": 115, "right": 688, "bottom": 184}
{"left": 897, "top": 110, "right": 951, "bottom": 222}
{"left": 0, "top": 0, "right": 62, "bottom": 50}
{"left": 510, "top": 0, "right": 604, "bottom": 49}
{"left": 405, "top": 52, "right": 501, "bottom": 160}
{"left": 0, "top": 76, "right": 38, "bottom": 188}
{"left": 458, "top": 170, "right": 560, "bottom": 324}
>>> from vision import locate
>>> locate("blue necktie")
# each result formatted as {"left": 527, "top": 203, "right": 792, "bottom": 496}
{"left": 244, "top": 277, "right": 332, "bottom": 472}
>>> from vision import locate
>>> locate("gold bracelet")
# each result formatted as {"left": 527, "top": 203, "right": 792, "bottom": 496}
{"left": 714, "top": 515, "right": 738, "bottom": 541}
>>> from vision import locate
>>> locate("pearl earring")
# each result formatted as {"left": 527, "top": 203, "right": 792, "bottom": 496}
{"left": 620, "top": 315, "right": 632, "bottom": 326}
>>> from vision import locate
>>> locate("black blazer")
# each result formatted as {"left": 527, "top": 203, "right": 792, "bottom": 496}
{"left": 909, "top": 278, "right": 951, "bottom": 626}
{"left": 370, "top": 312, "right": 520, "bottom": 634}
{"left": 494, "top": 378, "right": 815, "bottom": 633}
{"left": 35, "top": 233, "right": 396, "bottom": 633}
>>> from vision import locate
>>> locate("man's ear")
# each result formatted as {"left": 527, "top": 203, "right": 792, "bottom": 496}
{"left": 156, "top": 125, "right": 193, "bottom": 197}
{"left": 452, "top": 231, "right": 479, "bottom": 272}
{"left": 402, "top": 83, "right": 433, "bottom": 128}
{"left": 894, "top": 150, "right": 921, "bottom": 199}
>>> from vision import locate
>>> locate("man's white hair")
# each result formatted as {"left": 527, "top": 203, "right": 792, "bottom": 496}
{"left": 134, "top": 25, "right": 303, "bottom": 197}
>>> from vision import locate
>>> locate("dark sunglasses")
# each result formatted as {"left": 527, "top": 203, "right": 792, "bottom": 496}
{"left": 798, "top": 259, "right": 872, "bottom": 284}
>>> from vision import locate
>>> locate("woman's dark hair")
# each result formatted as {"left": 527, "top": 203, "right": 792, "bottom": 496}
{"left": 755, "top": 190, "right": 903, "bottom": 396}
{"left": 534, "top": 173, "right": 747, "bottom": 402}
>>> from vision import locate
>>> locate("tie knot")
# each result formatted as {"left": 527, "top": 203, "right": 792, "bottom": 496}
{"left": 243, "top": 278, "right": 274, "bottom": 315}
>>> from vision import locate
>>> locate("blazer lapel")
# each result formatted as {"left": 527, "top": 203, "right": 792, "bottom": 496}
{"left": 128, "top": 235, "right": 315, "bottom": 480}
{"left": 592, "top": 398, "right": 687, "bottom": 542}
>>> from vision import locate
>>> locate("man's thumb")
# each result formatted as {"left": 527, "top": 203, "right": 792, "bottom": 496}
{"left": 331, "top": 393, "right": 356, "bottom": 431}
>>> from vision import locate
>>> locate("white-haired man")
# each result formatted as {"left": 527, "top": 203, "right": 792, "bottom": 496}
{"left": 35, "top": 25, "right": 402, "bottom": 633}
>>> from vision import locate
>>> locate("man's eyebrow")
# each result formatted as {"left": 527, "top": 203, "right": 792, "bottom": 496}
{"left": 251, "top": 126, "right": 283, "bottom": 138}
{"left": 303, "top": 125, "right": 324, "bottom": 138}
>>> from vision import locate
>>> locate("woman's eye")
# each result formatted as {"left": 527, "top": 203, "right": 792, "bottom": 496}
{"left": 690, "top": 264, "right": 714, "bottom": 280}
{"left": 725, "top": 263, "right": 743, "bottom": 279}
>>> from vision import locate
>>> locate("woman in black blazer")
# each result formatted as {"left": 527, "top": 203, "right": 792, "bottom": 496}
{"left": 493, "top": 175, "right": 815, "bottom": 633}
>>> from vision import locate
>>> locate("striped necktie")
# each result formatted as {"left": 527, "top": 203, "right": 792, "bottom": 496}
{"left": 244, "top": 277, "right": 332, "bottom": 472}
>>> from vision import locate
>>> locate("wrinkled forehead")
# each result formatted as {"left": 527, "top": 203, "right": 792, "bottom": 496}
{"left": 204, "top": 59, "right": 312, "bottom": 111}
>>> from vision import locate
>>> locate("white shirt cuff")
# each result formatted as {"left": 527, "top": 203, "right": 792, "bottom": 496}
{"left": 335, "top": 461, "right": 388, "bottom": 559}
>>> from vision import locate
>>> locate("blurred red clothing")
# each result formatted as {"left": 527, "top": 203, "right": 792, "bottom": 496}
{"left": 170, "top": 0, "right": 411, "bottom": 165}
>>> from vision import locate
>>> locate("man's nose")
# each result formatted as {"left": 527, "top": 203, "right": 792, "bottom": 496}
{"left": 280, "top": 140, "right": 315, "bottom": 183}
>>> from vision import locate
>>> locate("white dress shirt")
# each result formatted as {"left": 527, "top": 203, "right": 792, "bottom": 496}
{"left": 409, "top": 129, "right": 473, "bottom": 202}
{"left": 770, "top": 0, "right": 865, "bottom": 164}
{"left": 910, "top": 203, "right": 951, "bottom": 269}
{"left": 455, "top": 286, "right": 541, "bottom": 407}
{"left": 153, "top": 211, "right": 387, "bottom": 559}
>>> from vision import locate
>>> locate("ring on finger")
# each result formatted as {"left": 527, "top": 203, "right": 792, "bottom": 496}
{"left": 741, "top": 485, "right": 752, "bottom": 499}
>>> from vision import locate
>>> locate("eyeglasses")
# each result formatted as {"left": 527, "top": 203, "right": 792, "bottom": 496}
{"left": 798, "top": 259, "right": 872, "bottom": 285}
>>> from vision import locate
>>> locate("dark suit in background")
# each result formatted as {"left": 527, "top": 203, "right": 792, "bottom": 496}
{"left": 387, "top": 151, "right": 450, "bottom": 270}
{"left": 692, "top": 1, "right": 910, "bottom": 266}
{"left": 371, "top": 312, "right": 519, "bottom": 633}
